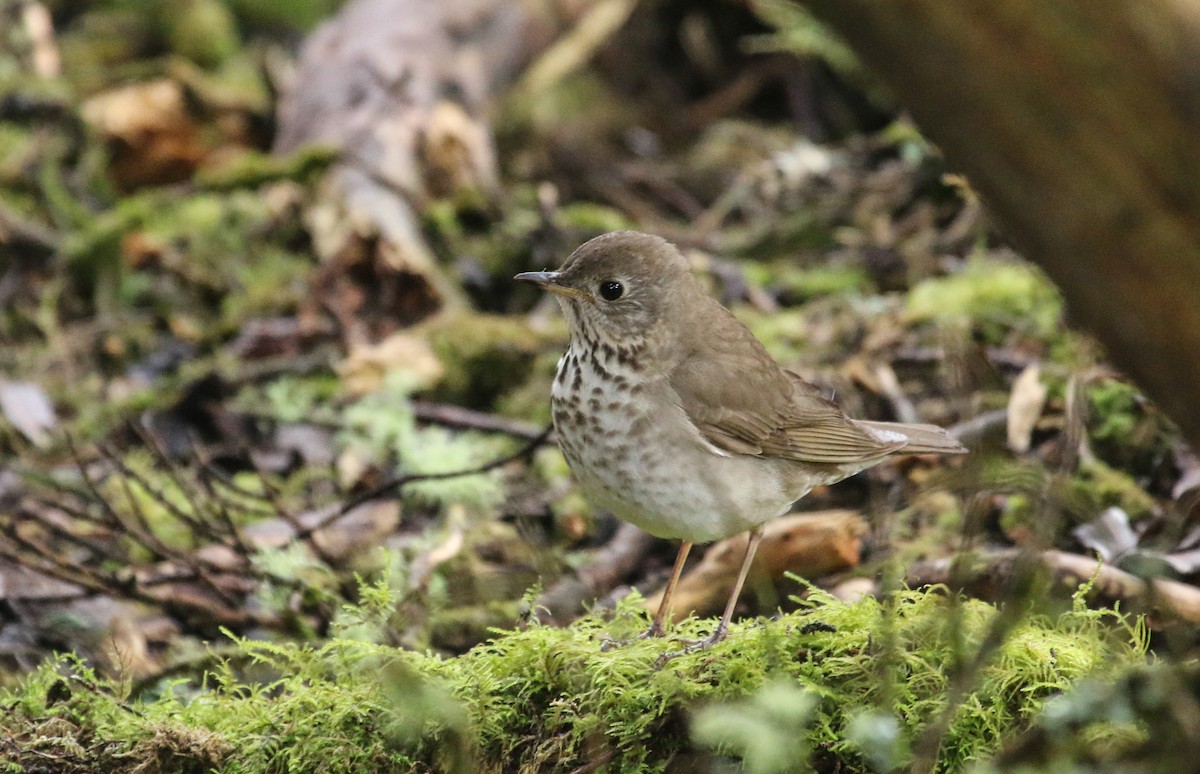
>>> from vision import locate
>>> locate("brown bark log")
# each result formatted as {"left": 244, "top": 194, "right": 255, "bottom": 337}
{"left": 802, "top": 0, "right": 1200, "bottom": 452}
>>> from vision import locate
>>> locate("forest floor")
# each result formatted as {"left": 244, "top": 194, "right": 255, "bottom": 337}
{"left": 2, "top": 1, "right": 1198, "bottom": 771}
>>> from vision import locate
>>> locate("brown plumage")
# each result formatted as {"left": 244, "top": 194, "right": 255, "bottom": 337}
{"left": 517, "top": 231, "right": 966, "bottom": 656}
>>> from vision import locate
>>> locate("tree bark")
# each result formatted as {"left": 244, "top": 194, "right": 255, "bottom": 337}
{"left": 802, "top": 0, "right": 1200, "bottom": 452}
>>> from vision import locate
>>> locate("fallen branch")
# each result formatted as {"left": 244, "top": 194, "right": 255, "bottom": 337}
{"left": 908, "top": 548, "right": 1200, "bottom": 625}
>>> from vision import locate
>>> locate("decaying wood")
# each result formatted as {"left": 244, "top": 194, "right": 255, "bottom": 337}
{"left": 645, "top": 509, "right": 868, "bottom": 623}
{"left": 908, "top": 548, "right": 1200, "bottom": 625}
{"left": 274, "top": 0, "right": 533, "bottom": 319}
{"left": 803, "top": 0, "right": 1200, "bottom": 453}
{"left": 273, "top": 0, "right": 529, "bottom": 192}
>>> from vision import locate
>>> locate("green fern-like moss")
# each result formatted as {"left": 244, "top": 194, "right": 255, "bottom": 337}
{"left": 1, "top": 587, "right": 1147, "bottom": 773}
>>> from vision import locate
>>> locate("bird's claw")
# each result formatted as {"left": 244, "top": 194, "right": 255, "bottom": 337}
{"left": 653, "top": 623, "right": 729, "bottom": 667}
{"left": 600, "top": 621, "right": 667, "bottom": 651}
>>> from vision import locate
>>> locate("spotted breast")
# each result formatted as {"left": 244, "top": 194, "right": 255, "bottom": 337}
{"left": 549, "top": 322, "right": 801, "bottom": 543}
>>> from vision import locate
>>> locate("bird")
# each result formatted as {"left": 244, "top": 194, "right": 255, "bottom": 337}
{"left": 516, "top": 231, "right": 966, "bottom": 655}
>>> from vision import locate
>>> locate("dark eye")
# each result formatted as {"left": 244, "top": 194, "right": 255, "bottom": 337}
{"left": 599, "top": 281, "right": 624, "bottom": 301}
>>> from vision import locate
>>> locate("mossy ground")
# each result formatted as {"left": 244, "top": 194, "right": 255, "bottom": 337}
{"left": 1, "top": 587, "right": 1147, "bottom": 773}
{"left": 2, "top": 3, "right": 1191, "bottom": 773}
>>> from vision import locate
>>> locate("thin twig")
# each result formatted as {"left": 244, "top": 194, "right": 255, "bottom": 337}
{"left": 101, "top": 438, "right": 220, "bottom": 546}
{"left": 13, "top": 504, "right": 109, "bottom": 563}
{"left": 64, "top": 434, "right": 249, "bottom": 607}
{"left": 296, "top": 425, "right": 553, "bottom": 540}
{"left": 171, "top": 430, "right": 255, "bottom": 557}
{"left": 0, "top": 525, "right": 112, "bottom": 596}
{"left": 236, "top": 438, "right": 338, "bottom": 566}
{"left": 65, "top": 436, "right": 170, "bottom": 559}
{"left": 411, "top": 401, "right": 550, "bottom": 440}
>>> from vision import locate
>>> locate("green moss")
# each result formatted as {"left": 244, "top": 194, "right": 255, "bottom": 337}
{"left": 424, "top": 313, "right": 547, "bottom": 409}
{"left": 771, "top": 263, "right": 871, "bottom": 301}
{"left": 169, "top": 0, "right": 241, "bottom": 69}
{"left": 976, "top": 663, "right": 1200, "bottom": 771}
{"left": 339, "top": 372, "right": 510, "bottom": 513}
{"left": 62, "top": 183, "right": 314, "bottom": 333}
{"left": 906, "top": 256, "right": 1063, "bottom": 344}
{"left": 195, "top": 145, "right": 337, "bottom": 190}
{"left": 0, "top": 588, "right": 1148, "bottom": 773}
{"left": 749, "top": 0, "right": 861, "bottom": 76}
{"left": 227, "top": 0, "right": 344, "bottom": 33}
{"left": 1071, "top": 458, "right": 1159, "bottom": 523}
{"left": 1085, "top": 379, "right": 1176, "bottom": 478}
{"left": 982, "top": 456, "right": 1158, "bottom": 537}
{"left": 221, "top": 245, "right": 314, "bottom": 322}
{"left": 557, "top": 202, "right": 636, "bottom": 236}
{"left": 57, "top": 6, "right": 154, "bottom": 94}
{"left": 494, "top": 346, "right": 562, "bottom": 424}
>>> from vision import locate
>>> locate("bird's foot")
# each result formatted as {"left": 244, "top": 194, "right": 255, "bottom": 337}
{"left": 600, "top": 620, "right": 667, "bottom": 651}
{"left": 654, "top": 621, "right": 729, "bottom": 667}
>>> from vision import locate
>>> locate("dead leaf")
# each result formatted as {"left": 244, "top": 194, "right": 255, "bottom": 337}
{"left": 0, "top": 380, "right": 57, "bottom": 447}
{"left": 336, "top": 446, "right": 373, "bottom": 491}
{"left": 21, "top": 2, "right": 60, "bottom": 79}
{"left": 335, "top": 331, "right": 445, "bottom": 395}
{"left": 1073, "top": 506, "right": 1138, "bottom": 562}
{"left": 190, "top": 500, "right": 401, "bottom": 568}
{"left": 827, "top": 576, "right": 875, "bottom": 602}
{"left": 1176, "top": 471, "right": 1200, "bottom": 510}
{"left": 1173, "top": 442, "right": 1200, "bottom": 500}
{"left": 98, "top": 612, "right": 157, "bottom": 680}
{"left": 1006, "top": 363, "right": 1047, "bottom": 453}
{"left": 82, "top": 79, "right": 205, "bottom": 189}
{"left": 0, "top": 559, "right": 82, "bottom": 601}
{"left": 309, "top": 500, "right": 402, "bottom": 562}
{"left": 1163, "top": 546, "right": 1200, "bottom": 575}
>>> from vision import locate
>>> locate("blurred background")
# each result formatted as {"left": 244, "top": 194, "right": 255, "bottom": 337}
{"left": 2, "top": 1, "right": 1199, "bottom": 771}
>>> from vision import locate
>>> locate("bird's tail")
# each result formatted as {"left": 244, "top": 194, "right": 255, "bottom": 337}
{"left": 854, "top": 420, "right": 968, "bottom": 455}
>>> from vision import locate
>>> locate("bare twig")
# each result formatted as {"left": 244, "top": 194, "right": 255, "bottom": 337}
{"left": 873, "top": 362, "right": 920, "bottom": 424}
{"left": 412, "top": 401, "right": 548, "bottom": 440}
{"left": 0, "top": 525, "right": 111, "bottom": 596}
{"left": 101, "top": 438, "right": 220, "bottom": 546}
{"left": 14, "top": 504, "right": 109, "bottom": 563}
{"left": 65, "top": 434, "right": 169, "bottom": 557}
{"left": 944, "top": 408, "right": 1007, "bottom": 446}
{"left": 297, "top": 425, "right": 553, "bottom": 540}
{"left": 235, "top": 438, "right": 338, "bottom": 566}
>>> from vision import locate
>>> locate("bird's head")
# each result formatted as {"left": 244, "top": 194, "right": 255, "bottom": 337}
{"left": 515, "top": 231, "right": 696, "bottom": 344}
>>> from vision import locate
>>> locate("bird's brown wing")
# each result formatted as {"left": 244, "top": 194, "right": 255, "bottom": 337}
{"left": 670, "top": 319, "right": 900, "bottom": 464}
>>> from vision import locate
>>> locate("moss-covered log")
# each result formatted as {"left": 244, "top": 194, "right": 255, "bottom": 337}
{"left": 1, "top": 589, "right": 1147, "bottom": 772}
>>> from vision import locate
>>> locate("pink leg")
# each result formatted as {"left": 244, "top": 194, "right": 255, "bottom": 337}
{"left": 711, "top": 526, "right": 764, "bottom": 642}
{"left": 647, "top": 541, "right": 693, "bottom": 636}
{"left": 656, "top": 526, "right": 764, "bottom": 665}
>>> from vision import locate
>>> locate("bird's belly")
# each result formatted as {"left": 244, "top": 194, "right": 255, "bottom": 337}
{"left": 552, "top": 361, "right": 800, "bottom": 542}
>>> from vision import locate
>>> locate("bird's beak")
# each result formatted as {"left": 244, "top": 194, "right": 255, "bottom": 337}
{"left": 514, "top": 271, "right": 588, "bottom": 300}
